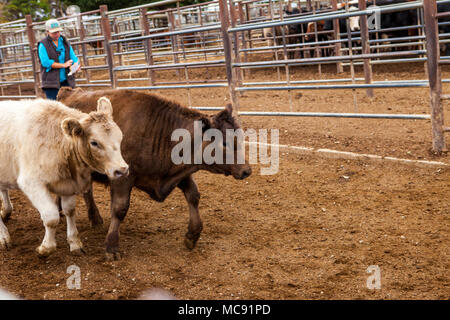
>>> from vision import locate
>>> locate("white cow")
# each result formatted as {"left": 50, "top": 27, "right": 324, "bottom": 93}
{"left": 0, "top": 97, "right": 128, "bottom": 257}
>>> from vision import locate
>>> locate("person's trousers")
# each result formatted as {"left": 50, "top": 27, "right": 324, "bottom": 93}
{"left": 43, "top": 80, "right": 71, "bottom": 100}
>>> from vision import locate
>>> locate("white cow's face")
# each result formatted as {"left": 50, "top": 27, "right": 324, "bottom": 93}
{"left": 61, "top": 97, "right": 129, "bottom": 180}
{"left": 349, "top": 7, "right": 360, "bottom": 32}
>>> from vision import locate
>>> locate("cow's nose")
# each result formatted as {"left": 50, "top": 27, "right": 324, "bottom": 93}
{"left": 239, "top": 167, "right": 252, "bottom": 180}
{"left": 114, "top": 166, "right": 129, "bottom": 178}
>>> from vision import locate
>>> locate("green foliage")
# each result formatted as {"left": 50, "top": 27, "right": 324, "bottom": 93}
{"left": 63, "top": 0, "right": 209, "bottom": 13}
{"left": 3, "top": 0, "right": 51, "bottom": 20}
{"left": 1, "top": 0, "right": 211, "bottom": 22}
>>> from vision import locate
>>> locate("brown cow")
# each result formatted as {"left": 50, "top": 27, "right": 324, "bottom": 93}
{"left": 57, "top": 87, "right": 252, "bottom": 260}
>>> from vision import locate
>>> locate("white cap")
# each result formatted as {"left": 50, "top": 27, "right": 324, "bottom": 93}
{"left": 45, "top": 19, "right": 63, "bottom": 33}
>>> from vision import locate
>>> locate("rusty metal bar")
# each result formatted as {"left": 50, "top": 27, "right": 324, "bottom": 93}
{"left": 424, "top": 0, "right": 446, "bottom": 153}
{"left": 167, "top": 11, "right": 181, "bottom": 79}
{"left": 359, "top": 0, "right": 374, "bottom": 98}
{"left": 140, "top": 8, "right": 155, "bottom": 86}
{"left": 219, "top": 0, "right": 239, "bottom": 112}
{"left": 100, "top": 5, "right": 116, "bottom": 88}
{"left": 25, "top": 15, "right": 40, "bottom": 97}
{"left": 331, "top": 0, "right": 343, "bottom": 73}
{"left": 77, "top": 14, "right": 90, "bottom": 83}
{"left": 229, "top": 0, "right": 243, "bottom": 87}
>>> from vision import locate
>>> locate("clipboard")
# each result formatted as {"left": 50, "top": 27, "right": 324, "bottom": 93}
{"left": 68, "top": 62, "right": 79, "bottom": 76}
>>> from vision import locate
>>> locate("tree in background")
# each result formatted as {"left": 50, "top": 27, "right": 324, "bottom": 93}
{"left": 3, "top": 0, "right": 51, "bottom": 20}
{"left": 1, "top": 0, "right": 208, "bottom": 22}
{"left": 63, "top": 0, "right": 206, "bottom": 13}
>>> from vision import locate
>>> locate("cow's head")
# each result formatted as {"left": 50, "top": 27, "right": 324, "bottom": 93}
{"left": 200, "top": 104, "right": 252, "bottom": 180}
{"left": 61, "top": 97, "right": 129, "bottom": 180}
{"left": 348, "top": 6, "right": 360, "bottom": 32}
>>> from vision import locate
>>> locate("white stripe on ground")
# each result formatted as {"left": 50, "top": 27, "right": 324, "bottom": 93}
{"left": 246, "top": 142, "right": 449, "bottom": 168}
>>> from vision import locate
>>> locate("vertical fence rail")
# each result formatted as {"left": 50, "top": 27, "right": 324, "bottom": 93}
{"left": 424, "top": 0, "right": 446, "bottom": 153}
{"left": 331, "top": 0, "right": 343, "bottom": 73}
{"left": 359, "top": 0, "right": 374, "bottom": 97}
{"left": 140, "top": 8, "right": 155, "bottom": 86}
{"left": 25, "top": 15, "right": 40, "bottom": 97}
{"left": 100, "top": 5, "right": 116, "bottom": 88}
{"left": 78, "top": 14, "right": 91, "bottom": 84}
{"left": 219, "top": 0, "right": 239, "bottom": 111}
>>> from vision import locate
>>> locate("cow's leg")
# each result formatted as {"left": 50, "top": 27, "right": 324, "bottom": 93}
{"left": 0, "top": 189, "right": 13, "bottom": 222}
{"left": 18, "top": 179, "right": 59, "bottom": 257}
{"left": 0, "top": 190, "right": 11, "bottom": 248}
{"left": 83, "top": 183, "right": 103, "bottom": 227}
{"left": 178, "top": 176, "right": 202, "bottom": 250}
{"left": 61, "top": 195, "right": 84, "bottom": 255}
{"left": 105, "top": 178, "right": 133, "bottom": 261}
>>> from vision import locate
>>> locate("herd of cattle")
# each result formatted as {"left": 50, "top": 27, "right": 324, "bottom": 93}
{"left": 0, "top": 88, "right": 251, "bottom": 261}
{"left": 262, "top": 0, "right": 450, "bottom": 58}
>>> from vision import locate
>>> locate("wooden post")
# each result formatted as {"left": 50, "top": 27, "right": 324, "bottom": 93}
{"left": 77, "top": 14, "right": 90, "bottom": 83}
{"left": 238, "top": 1, "right": 249, "bottom": 78}
{"left": 307, "top": 0, "right": 312, "bottom": 12}
{"left": 245, "top": 3, "right": 252, "bottom": 49}
{"left": 112, "top": 17, "right": 123, "bottom": 67}
{"left": 25, "top": 14, "right": 41, "bottom": 97}
{"left": 167, "top": 11, "right": 181, "bottom": 78}
{"left": 229, "top": 0, "right": 243, "bottom": 87}
{"left": 218, "top": 0, "right": 239, "bottom": 111}
{"left": 359, "top": 0, "right": 373, "bottom": 97}
{"left": 100, "top": 5, "right": 116, "bottom": 88}
{"left": 331, "top": 0, "right": 343, "bottom": 73}
{"left": 423, "top": 0, "right": 446, "bottom": 153}
{"left": 140, "top": 8, "right": 155, "bottom": 86}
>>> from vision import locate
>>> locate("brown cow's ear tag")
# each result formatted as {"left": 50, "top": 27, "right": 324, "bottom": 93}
{"left": 96, "top": 97, "right": 113, "bottom": 117}
{"left": 61, "top": 118, "right": 83, "bottom": 137}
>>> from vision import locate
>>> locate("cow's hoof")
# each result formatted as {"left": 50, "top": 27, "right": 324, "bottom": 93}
{"left": 69, "top": 238, "right": 84, "bottom": 252}
{"left": 105, "top": 252, "right": 121, "bottom": 261}
{"left": 184, "top": 238, "right": 196, "bottom": 250}
{"left": 36, "top": 245, "right": 56, "bottom": 258}
{"left": 0, "top": 235, "right": 11, "bottom": 250}
{"left": 0, "top": 209, "right": 11, "bottom": 222}
{"left": 71, "top": 248, "right": 86, "bottom": 256}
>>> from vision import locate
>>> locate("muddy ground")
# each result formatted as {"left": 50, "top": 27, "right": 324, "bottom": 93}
{"left": 0, "top": 62, "right": 448, "bottom": 300}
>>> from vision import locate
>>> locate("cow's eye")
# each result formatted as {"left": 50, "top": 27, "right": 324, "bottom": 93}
{"left": 90, "top": 141, "right": 99, "bottom": 148}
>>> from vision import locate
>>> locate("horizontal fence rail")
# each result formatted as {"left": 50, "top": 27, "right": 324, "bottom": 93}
{"left": 0, "top": 0, "right": 448, "bottom": 153}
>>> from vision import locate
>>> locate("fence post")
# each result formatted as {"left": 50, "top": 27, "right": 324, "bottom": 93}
{"left": 140, "top": 7, "right": 155, "bottom": 86}
{"left": 218, "top": 0, "right": 239, "bottom": 112}
{"left": 167, "top": 11, "right": 181, "bottom": 78}
{"left": 359, "top": 0, "right": 373, "bottom": 97}
{"left": 331, "top": 0, "right": 343, "bottom": 73}
{"left": 100, "top": 5, "right": 116, "bottom": 88}
{"left": 77, "top": 14, "right": 90, "bottom": 84}
{"left": 25, "top": 14, "right": 40, "bottom": 97}
{"left": 229, "top": 0, "right": 243, "bottom": 88}
{"left": 423, "top": 0, "right": 446, "bottom": 153}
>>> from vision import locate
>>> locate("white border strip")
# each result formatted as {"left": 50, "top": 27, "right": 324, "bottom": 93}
{"left": 247, "top": 142, "right": 449, "bottom": 168}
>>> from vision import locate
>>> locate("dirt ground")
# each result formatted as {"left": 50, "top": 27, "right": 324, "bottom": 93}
{"left": 0, "top": 62, "right": 449, "bottom": 300}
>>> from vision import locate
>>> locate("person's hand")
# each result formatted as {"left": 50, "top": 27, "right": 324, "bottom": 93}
{"left": 63, "top": 60, "right": 73, "bottom": 68}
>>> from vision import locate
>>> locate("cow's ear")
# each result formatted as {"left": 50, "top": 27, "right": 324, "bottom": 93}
{"left": 56, "top": 87, "right": 73, "bottom": 101}
{"left": 225, "top": 103, "right": 233, "bottom": 115}
{"left": 96, "top": 97, "right": 113, "bottom": 117}
{"left": 61, "top": 118, "right": 83, "bottom": 137}
{"left": 200, "top": 116, "right": 211, "bottom": 133}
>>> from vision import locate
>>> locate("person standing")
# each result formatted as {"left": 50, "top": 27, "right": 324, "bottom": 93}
{"left": 38, "top": 19, "right": 81, "bottom": 100}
